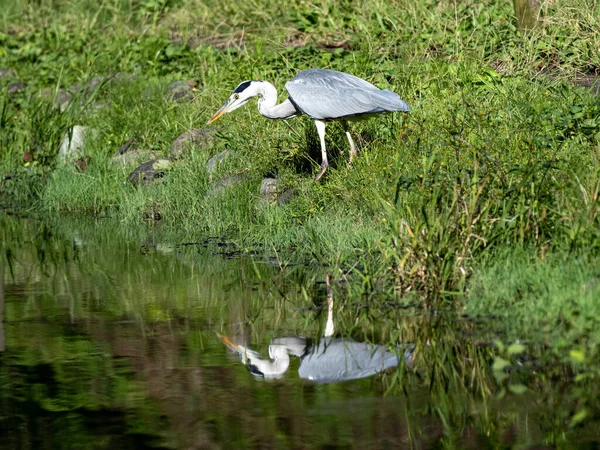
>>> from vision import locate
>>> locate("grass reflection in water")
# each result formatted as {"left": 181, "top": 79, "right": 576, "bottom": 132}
{"left": 0, "top": 214, "right": 598, "bottom": 449}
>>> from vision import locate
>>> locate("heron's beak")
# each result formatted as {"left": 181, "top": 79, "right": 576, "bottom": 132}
{"left": 216, "top": 333, "right": 244, "bottom": 353}
{"left": 207, "top": 100, "right": 232, "bottom": 125}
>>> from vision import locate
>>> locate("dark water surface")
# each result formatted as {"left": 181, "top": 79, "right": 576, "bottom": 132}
{"left": 0, "top": 214, "right": 598, "bottom": 449}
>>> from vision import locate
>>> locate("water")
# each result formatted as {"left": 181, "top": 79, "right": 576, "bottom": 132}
{"left": 0, "top": 214, "right": 598, "bottom": 449}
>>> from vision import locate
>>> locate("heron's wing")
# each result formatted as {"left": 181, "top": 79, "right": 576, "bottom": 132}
{"left": 285, "top": 69, "right": 409, "bottom": 120}
{"left": 298, "top": 339, "right": 400, "bottom": 382}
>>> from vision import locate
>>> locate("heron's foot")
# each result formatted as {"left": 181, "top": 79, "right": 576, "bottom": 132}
{"left": 314, "top": 163, "right": 328, "bottom": 182}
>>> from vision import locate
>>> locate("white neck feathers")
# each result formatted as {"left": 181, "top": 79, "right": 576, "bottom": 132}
{"left": 251, "top": 81, "right": 297, "bottom": 120}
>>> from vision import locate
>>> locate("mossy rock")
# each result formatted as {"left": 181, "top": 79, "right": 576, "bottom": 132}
{"left": 128, "top": 159, "right": 172, "bottom": 187}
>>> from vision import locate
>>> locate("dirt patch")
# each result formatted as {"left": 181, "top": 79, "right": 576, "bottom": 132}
{"left": 283, "top": 33, "right": 310, "bottom": 48}
{"left": 316, "top": 39, "right": 352, "bottom": 51}
{"left": 169, "top": 31, "right": 246, "bottom": 50}
{"left": 572, "top": 73, "right": 600, "bottom": 95}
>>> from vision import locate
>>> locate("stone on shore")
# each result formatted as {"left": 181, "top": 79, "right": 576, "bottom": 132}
{"left": 205, "top": 173, "right": 247, "bottom": 198}
{"left": 128, "top": 159, "right": 172, "bottom": 186}
{"left": 277, "top": 188, "right": 298, "bottom": 206}
{"left": 58, "top": 126, "right": 92, "bottom": 162}
{"left": 7, "top": 81, "right": 26, "bottom": 96}
{"left": 166, "top": 80, "right": 198, "bottom": 102}
{"left": 260, "top": 177, "right": 279, "bottom": 205}
{"left": 38, "top": 88, "right": 73, "bottom": 112}
{"left": 170, "top": 128, "right": 215, "bottom": 160}
{"left": 206, "top": 150, "right": 231, "bottom": 177}
{"left": 0, "top": 68, "right": 15, "bottom": 80}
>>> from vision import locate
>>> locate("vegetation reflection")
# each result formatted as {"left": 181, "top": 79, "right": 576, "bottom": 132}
{"left": 1, "top": 214, "right": 599, "bottom": 448}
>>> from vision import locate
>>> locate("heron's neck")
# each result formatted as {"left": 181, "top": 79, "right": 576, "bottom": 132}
{"left": 251, "top": 352, "right": 291, "bottom": 378}
{"left": 255, "top": 81, "right": 296, "bottom": 120}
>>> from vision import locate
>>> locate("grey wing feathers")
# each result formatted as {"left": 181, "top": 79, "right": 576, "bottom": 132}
{"left": 297, "top": 339, "right": 400, "bottom": 382}
{"left": 285, "top": 69, "right": 409, "bottom": 120}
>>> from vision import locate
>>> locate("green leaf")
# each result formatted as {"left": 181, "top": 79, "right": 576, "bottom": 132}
{"left": 492, "top": 357, "right": 510, "bottom": 372}
{"left": 570, "top": 349, "right": 586, "bottom": 363}
{"left": 492, "top": 357, "right": 510, "bottom": 383}
{"left": 570, "top": 409, "right": 588, "bottom": 427}
{"left": 494, "top": 371, "right": 508, "bottom": 383}
{"left": 574, "top": 373, "right": 593, "bottom": 382}
{"left": 496, "top": 387, "right": 506, "bottom": 399}
{"left": 493, "top": 340, "right": 505, "bottom": 352}
{"left": 582, "top": 119, "right": 597, "bottom": 128}
{"left": 483, "top": 68, "right": 501, "bottom": 80}
{"left": 507, "top": 343, "right": 525, "bottom": 355}
{"left": 508, "top": 384, "right": 527, "bottom": 394}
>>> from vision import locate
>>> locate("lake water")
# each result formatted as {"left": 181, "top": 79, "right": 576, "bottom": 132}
{"left": 0, "top": 213, "right": 597, "bottom": 449}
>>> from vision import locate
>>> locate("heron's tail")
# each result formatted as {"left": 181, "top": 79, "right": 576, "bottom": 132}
{"left": 377, "top": 89, "right": 410, "bottom": 113}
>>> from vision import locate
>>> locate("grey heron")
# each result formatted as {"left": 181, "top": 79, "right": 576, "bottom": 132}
{"left": 218, "top": 333, "right": 414, "bottom": 382}
{"left": 207, "top": 69, "right": 410, "bottom": 181}
{"left": 217, "top": 279, "right": 415, "bottom": 382}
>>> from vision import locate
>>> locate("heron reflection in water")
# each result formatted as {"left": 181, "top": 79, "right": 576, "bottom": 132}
{"left": 218, "top": 277, "right": 415, "bottom": 382}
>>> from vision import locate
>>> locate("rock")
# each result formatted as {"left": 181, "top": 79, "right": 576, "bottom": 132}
{"left": 166, "top": 80, "right": 198, "bottom": 102}
{"left": 206, "top": 150, "right": 231, "bottom": 176}
{"left": 38, "top": 88, "right": 53, "bottom": 98}
{"left": 170, "top": 128, "right": 215, "bottom": 160}
{"left": 75, "top": 156, "right": 92, "bottom": 172}
{"left": 111, "top": 72, "right": 137, "bottom": 83}
{"left": 115, "top": 137, "right": 137, "bottom": 155}
{"left": 111, "top": 148, "right": 156, "bottom": 166}
{"left": 39, "top": 77, "right": 119, "bottom": 112}
{"left": 128, "top": 159, "right": 172, "bottom": 186}
{"left": 65, "top": 73, "right": 135, "bottom": 101}
{"left": 277, "top": 188, "right": 298, "bottom": 206}
{"left": 58, "top": 126, "right": 91, "bottom": 162}
{"left": 186, "top": 34, "right": 245, "bottom": 50}
{"left": 111, "top": 137, "right": 157, "bottom": 166}
{"left": 38, "top": 88, "right": 73, "bottom": 112}
{"left": 168, "top": 31, "right": 184, "bottom": 46}
{"left": 7, "top": 81, "right": 26, "bottom": 96}
{"left": 573, "top": 74, "right": 600, "bottom": 96}
{"left": 260, "top": 177, "right": 279, "bottom": 205}
{"left": 206, "top": 173, "right": 247, "bottom": 198}
{"left": 0, "top": 69, "right": 15, "bottom": 80}
{"left": 69, "top": 75, "right": 107, "bottom": 95}
{"left": 54, "top": 89, "right": 74, "bottom": 111}
{"left": 88, "top": 101, "right": 110, "bottom": 112}
{"left": 142, "top": 203, "right": 162, "bottom": 221}
{"left": 257, "top": 176, "right": 297, "bottom": 206}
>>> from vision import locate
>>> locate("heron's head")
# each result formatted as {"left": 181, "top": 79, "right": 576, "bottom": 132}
{"left": 207, "top": 80, "right": 260, "bottom": 124}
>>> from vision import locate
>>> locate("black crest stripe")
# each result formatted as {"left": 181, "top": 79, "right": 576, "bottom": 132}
{"left": 233, "top": 81, "right": 252, "bottom": 93}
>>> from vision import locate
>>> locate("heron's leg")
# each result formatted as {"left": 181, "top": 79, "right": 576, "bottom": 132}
{"left": 342, "top": 120, "right": 358, "bottom": 166}
{"left": 324, "top": 274, "right": 335, "bottom": 337}
{"left": 314, "top": 120, "right": 328, "bottom": 182}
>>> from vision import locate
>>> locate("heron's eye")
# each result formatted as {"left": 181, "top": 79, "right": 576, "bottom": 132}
{"left": 234, "top": 94, "right": 240, "bottom": 99}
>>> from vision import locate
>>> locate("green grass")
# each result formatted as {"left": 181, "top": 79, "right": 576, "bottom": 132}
{"left": 467, "top": 250, "right": 600, "bottom": 358}
{"left": 2, "top": 0, "right": 600, "bottom": 385}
